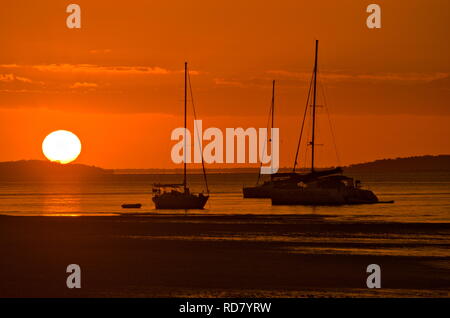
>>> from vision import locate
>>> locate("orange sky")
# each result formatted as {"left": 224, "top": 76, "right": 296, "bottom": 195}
{"left": 0, "top": 0, "right": 449, "bottom": 169}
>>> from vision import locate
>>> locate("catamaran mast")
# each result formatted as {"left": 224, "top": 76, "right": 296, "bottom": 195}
{"left": 311, "top": 40, "right": 319, "bottom": 172}
{"left": 184, "top": 62, "right": 187, "bottom": 193}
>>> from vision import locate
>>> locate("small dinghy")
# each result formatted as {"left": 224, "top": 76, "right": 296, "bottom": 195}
{"left": 121, "top": 203, "right": 142, "bottom": 209}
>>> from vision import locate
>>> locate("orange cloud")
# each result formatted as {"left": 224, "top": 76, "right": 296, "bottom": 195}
{"left": 70, "top": 82, "right": 99, "bottom": 89}
{"left": 213, "top": 78, "right": 246, "bottom": 87}
{"left": 32, "top": 64, "right": 172, "bottom": 75}
{"left": 266, "top": 70, "right": 449, "bottom": 83}
{"left": 0, "top": 73, "right": 33, "bottom": 83}
{"left": 88, "top": 49, "right": 112, "bottom": 54}
{"left": 0, "top": 64, "right": 202, "bottom": 76}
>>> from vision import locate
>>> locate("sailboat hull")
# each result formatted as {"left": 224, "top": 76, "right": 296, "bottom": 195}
{"left": 243, "top": 169, "right": 344, "bottom": 198}
{"left": 243, "top": 185, "right": 274, "bottom": 198}
{"left": 152, "top": 193, "right": 209, "bottom": 209}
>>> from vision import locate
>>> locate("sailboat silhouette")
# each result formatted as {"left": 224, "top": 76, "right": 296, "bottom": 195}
{"left": 243, "top": 80, "right": 303, "bottom": 198}
{"left": 152, "top": 62, "right": 209, "bottom": 209}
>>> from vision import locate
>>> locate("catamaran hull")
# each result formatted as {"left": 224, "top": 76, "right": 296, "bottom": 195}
{"left": 271, "top": 188, "right": 378, "bottom": 206}
{"left": 153, "top": 194, "right": 209, "bottom": 209}
{"left": 243, "top": 186, "right": 273, "bottom": 198}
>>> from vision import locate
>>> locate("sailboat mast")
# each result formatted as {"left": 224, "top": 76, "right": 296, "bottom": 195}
{"left": 311, "top": 40, "right": 319, "bottom": 172}
{"left": 256, "top": 80, "right": 276, "bottom": 185}
{"left": 271, "top": 80, "right": 275, "bottom": 131}
{"left": 184, "top": 62, "right": 187, "bottom": 192}
{"left": 271, "top": 80, "right": 275, "bottom": 173}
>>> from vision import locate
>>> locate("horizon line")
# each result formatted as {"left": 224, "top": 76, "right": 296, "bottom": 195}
{"left": 2, "top": 154, "right": 449, "bottom": 171}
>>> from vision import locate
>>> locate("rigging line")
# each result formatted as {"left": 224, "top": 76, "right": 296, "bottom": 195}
{"left": 187, "top": 68, "right": 210, "bottom": 194}
{"left": 304, "top": 99, "right": 312, "bottom": 170}
{"left": 256, "top": 89, "right": 274, "bottom": 185}
{"left": 318, "top": 75, "right": 341, "bottom": 167}
{"left": 293, "top": 70, "right": 314, "bottom": 172}
{"left": 298, "top": 96, "right": 312, "bottom": 172}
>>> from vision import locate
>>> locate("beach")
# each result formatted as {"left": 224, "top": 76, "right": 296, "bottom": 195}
{"left": 1, "top": 214, "right": 448, "bottom": 298}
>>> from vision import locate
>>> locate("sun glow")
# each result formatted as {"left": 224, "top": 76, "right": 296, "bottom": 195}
{"left": 42, "top": 130, "right": 82, "bottom": 164}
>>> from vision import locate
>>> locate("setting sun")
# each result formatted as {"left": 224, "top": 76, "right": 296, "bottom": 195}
{"left": 42, "top": 130, "right": 82, "bottom": 164}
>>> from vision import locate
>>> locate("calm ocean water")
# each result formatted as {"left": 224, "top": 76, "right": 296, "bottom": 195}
{"left": 0, "top": 171, "right": 449, "bottom": 223}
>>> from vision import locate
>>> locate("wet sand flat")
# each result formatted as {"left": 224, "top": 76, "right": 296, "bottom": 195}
{"left": 0, "top": 215, "right": 449, "bottom": 297}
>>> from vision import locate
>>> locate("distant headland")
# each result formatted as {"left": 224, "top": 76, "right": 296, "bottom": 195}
{"left": 114, "top": 155, "right": 450, "bottom": 175}
{"left": 0, "top": 160, "right": 112, "bottom": 181}
{"left": 345, "top": 155, "right": 450, "bottom": 173}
